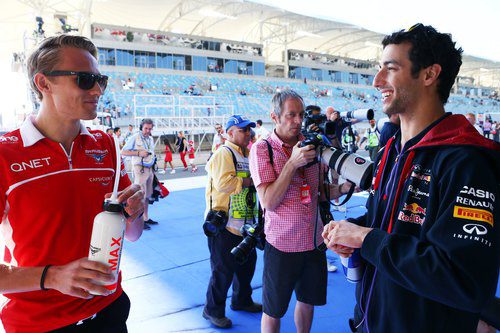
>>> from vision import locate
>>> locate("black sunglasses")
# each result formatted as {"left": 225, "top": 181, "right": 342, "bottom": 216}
{"left": 401, "top": 23, "right": 438, "bottom": 65}
{"left": 44, "top": 71, "right": 108, "bottom": 90}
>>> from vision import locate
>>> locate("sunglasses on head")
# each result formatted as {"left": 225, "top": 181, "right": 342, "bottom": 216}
{"left": 44, "top": 71, "right": 108, "bottom": 90}
{"left": 401, "top": 23, "right": 438, "bottom": 65}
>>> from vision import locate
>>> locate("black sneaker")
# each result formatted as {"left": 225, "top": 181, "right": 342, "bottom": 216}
{"left": 143, "top": 223, "right": 151, "bottom": 230}
{"left": 145, "top": 219, "right": 159, "bottom": 225}
{"left": 202, "top": 308, "right": 232, "bottom": 329}
{"left": 230, "top": 302, "right": 262, "bottom": 313}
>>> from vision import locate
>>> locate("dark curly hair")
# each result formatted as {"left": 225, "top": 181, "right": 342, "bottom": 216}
{"left": 382, "top": 24, "right": 463, "bottom": 104}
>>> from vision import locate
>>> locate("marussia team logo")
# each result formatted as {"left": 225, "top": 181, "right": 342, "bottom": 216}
{"left": 85, "top": 149, "right": 109, "bottom": 163}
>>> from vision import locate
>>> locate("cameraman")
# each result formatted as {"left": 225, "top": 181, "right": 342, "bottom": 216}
{"left": 203, "top": 115, "right": 262, "bottom": 329}
{"left": 251, "top": 91, "right": 344, "bottom": 333}
{"left": 325, "top": 106, "right": 348, "bottom": 147}
{"left": 122, "top": 118, "right": 158, "bottom": 229}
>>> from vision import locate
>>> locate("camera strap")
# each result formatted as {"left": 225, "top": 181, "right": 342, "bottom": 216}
{"left": 314, "top": 162, "right": 326, "bottom": 252}
{"left": 209, "top": 145, "right": 240, "bottom": 213}
{"left": 318, "top": 149, "right": 355, "bottom": 206}
{"left": 255, "top": 139, "right": 274, "bottom": 227}
{"left": 331, "top": 182, "right": 355, "bottom": 207}
{"left": 262, "top": 139, "right": 274, "bottom": 165}
{"left": 224, "top": 146, "right": 259, "bottom": 226}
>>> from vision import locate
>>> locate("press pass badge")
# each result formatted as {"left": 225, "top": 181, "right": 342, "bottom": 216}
{"left": 300, "top": 181, "right": 311, "bottom": 204}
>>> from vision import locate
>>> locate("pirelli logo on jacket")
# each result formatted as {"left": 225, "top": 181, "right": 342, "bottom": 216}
{"left": 454, "top": 185, "right": 495, "bottom": 227}
{"left": 453, "top": 206, "right": 494, "bottom": 227}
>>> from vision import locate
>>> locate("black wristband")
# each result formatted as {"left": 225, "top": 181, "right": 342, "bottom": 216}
{"left": 40, "top": 264, "right": 52, "bottom": 291}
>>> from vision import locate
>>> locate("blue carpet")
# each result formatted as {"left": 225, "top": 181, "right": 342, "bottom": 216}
{"left": 120, "top": 188, "right": 498, "bottom": 333}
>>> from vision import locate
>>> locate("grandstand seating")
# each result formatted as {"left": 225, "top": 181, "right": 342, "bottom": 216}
{"left": 99, "top": 70, "right": 498, "bottom": 122}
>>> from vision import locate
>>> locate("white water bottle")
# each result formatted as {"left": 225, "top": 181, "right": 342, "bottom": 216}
{"left": 88, "top": 199, "right": 126, "bottom": 294}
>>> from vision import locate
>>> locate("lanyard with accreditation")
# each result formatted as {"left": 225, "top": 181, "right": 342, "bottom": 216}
{"left": 282, "top": 145, "right": 312, "bottom": 204}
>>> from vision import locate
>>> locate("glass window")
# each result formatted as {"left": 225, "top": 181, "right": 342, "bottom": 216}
{"left": 172, "top": 54, "right": 185, "bottom": 70}
{"left": 237, "top": 61, "right": 249, "bottom": 75}
{"left": 224, "top": 59, "right": 237, "bottom": 74}
{"left": 193, "top": 56, "right": 207, "bottom": 72}
{"left": 246, "top": 61, "right": 253, "bottom": 76}
{"left": 116, "top": 49, "right": 134, "bottom": 67}
{"left": 148, "top": 52, "right": 156, "bottom": 68}
{"left": 254, "top": 62, "right": 265, "bottom": 76}
{"left": 312, "top": 69, "right": 322, "bottom": 81}
{"left": 349, "top": 73, "right": 359, "bottom": 84}
{"left": 157, "top": 53, "right": 172, "bottom": 69}
{"left": 185, "top": 55, "right": 192, "bottom": 71}
{"left": 134, "top": 51, "right": 146, "bottom": 68}
{"left": 97, "top": 48, "right": 115, "bottom": 66}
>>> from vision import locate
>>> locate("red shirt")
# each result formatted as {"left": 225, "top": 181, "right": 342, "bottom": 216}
{"left": 0, "top": 117, "right": 131, "bottom": 332}
{"left": 249, "top": 131, "right": 322, "bottom": 252}
{"left": 188, "top": 147, "right": 195, "bottom": 159}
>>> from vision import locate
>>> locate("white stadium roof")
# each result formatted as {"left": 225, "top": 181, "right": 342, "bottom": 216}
{"left": 1, "top": 0, "right": 499, "bottom": 88}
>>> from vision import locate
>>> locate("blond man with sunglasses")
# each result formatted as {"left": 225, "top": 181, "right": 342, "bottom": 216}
{"left": 0, "top": 35, "right": 145, "bottom": 332}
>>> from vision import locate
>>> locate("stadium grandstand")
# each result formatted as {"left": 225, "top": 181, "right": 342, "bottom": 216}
{"left": 0, "top": 1, "right": 499, "bottom": 333}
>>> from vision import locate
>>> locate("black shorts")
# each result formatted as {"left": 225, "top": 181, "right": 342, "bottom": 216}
{"left": 50, "top": 291, "right": 130, "bottom": 333}
{"left": 262, "top": 242, "right": 327, "bottom": 318}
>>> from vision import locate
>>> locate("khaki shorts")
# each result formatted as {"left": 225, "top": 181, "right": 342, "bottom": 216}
{"left": 133, "top": 165, "right": 154, "bottom": 200}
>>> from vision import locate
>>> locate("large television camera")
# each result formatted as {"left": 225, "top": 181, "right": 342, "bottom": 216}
{"left": 340, "top": 109, "right": 374, "bottom": 123}
{"left": 302, "top": 107, "right": 375, "bottom": 137}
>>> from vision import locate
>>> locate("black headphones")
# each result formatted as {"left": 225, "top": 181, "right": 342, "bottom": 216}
{"left": 139, "top": 118, "right": 153, "bottom": 131}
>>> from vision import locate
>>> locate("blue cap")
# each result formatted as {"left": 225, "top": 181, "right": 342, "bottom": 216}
{"left": 225, "top": 115, "right": 256, "bottom": 131}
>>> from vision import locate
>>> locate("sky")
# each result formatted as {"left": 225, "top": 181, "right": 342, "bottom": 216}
{"left": 254, "top": 0, "right": 500, "bottom": 62}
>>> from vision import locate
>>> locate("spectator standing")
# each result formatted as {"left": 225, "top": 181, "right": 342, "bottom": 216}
{"left": 323, "top": 23, "right": 499, "bottom": 333}
{"left": 493, "top": 121, "right": 500, "bottom": 142}
{"left": 0, "top": 34, "right": 145, "bottom": 332}
{"left": 113, "top": 126, "right": 124, "bottom": 148}
{"left": 124, "top": 124, "right": 134, "bottom": 142}
{"left": 176, "top": 131, "right": 189, "bottom": 171}
{"left": 212, "top": 123, "right": 227, "bottom": 153}
{"left": 203, "top": 115, "right": 261, "bottom": 328}
{"left": 255, "top": 119, "right": 270, "bottom": 140}
{"left": 122, "top": 124, "right": 135, "bottom": 172}
{"left": 159, "top": 138, "right": 175, "bottom": 174}
{"left": 483, "top": 118, "right": 492, "bottom": 139}
{"left": 247, "top": 129, "right": 256, "bottom": 151}
{"left": 188, "top": 140, "right": 198, "bottom": 172}
{"left": 465, "top": 112, "right": 483, "bottom": 135}
{"left": 122, "top": 118, "right": 159, "bottom": 230}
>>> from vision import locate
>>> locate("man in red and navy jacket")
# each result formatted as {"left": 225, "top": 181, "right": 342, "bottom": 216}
{"left": 323, "top": 24, "right": 499, "bottom": 333}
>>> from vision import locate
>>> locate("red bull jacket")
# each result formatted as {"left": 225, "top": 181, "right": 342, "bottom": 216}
{"left": 349, "top": 113, "right": 499, "bottom": 333}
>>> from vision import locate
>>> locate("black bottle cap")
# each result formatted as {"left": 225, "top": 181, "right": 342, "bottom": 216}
{"left": 102, "top": 200, "right": 124, "bottom": 213}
